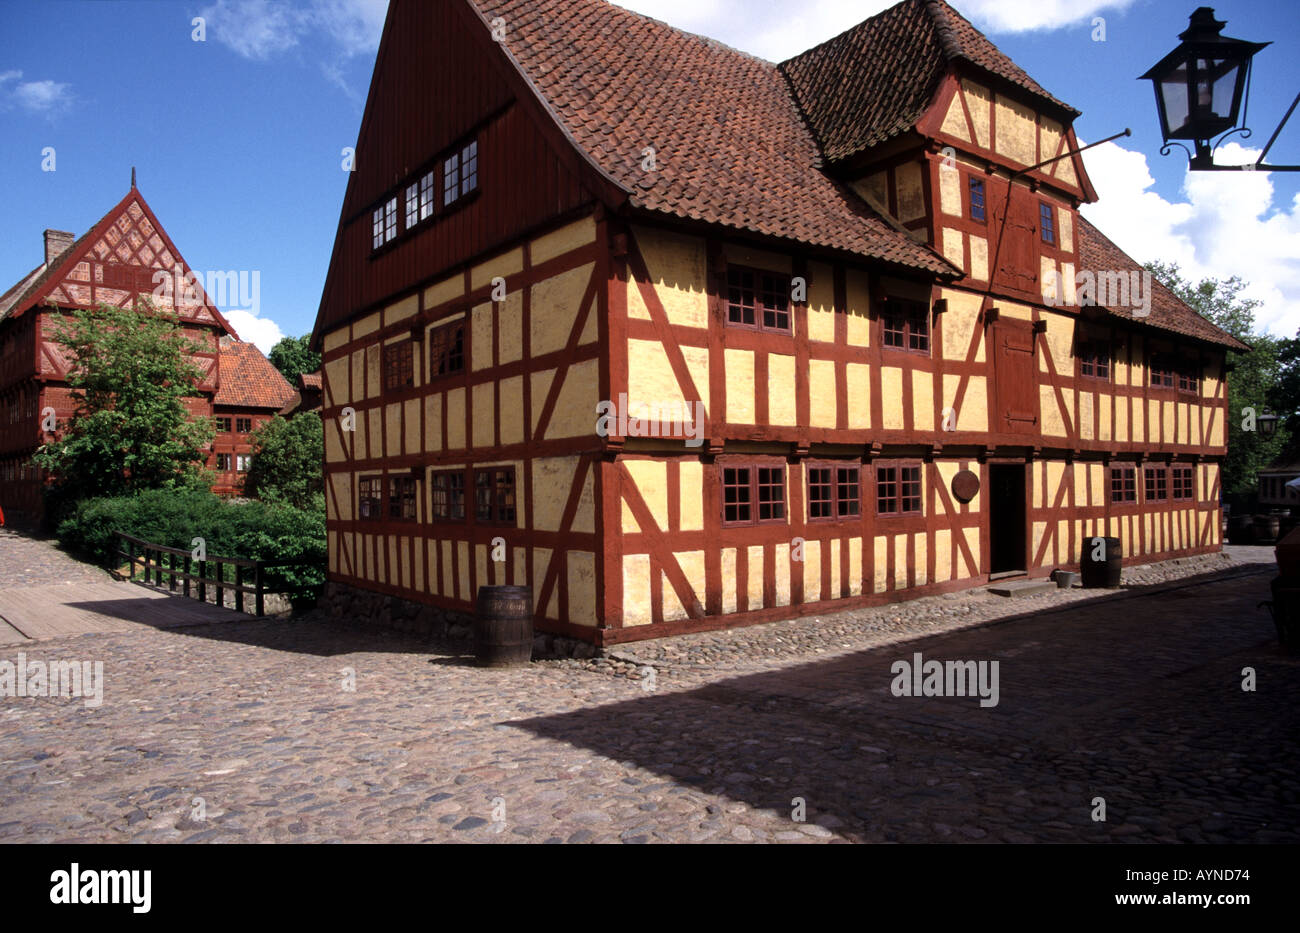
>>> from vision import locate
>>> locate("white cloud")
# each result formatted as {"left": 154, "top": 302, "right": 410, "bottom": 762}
{"left": 223, "top": 309, "right": 286, "bottom": 354}
{"left": 1081, "top": 141, "right": 1300, "bottom": 337}
{"left": 612, "top": 0, "right": 1133, "bottom": 60}
{"left": 308, "top": 0, "right": 387, "bottom": 58}
{"left": 0, "top": 69, "right": 74, "bottom": 116}
{"left": 954, "top": 0, "right": 1135, "bottom": 34}
{"left": 200, "top": 0, "right": 304, "bottom": 60}
{"left": 199, "top": 0, "right": 384, "bottom": 61}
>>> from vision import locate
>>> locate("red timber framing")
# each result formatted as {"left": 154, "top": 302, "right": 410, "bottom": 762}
{"left": 312, "top": 1, "right": 1232, "bottom": 647}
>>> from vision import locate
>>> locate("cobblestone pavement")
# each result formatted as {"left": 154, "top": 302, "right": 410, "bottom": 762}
{"left": 0, "top": 528, "right": 114, "bottom": 589}
{"left": 0, "top": 545, "right": 1295, "bottom": 844}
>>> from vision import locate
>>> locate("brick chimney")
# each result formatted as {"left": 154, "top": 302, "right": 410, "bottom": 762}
{"left": 44, "top": 229, "right": 75, "bottom": 266}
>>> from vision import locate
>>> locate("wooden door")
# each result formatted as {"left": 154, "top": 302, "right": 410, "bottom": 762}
{"left": 991, "top": 318, "right": 1038, "bottom": 434}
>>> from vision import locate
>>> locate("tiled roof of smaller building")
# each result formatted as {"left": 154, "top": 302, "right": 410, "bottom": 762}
{"left": 1075, "top": 216, "right": 1249, "bottom": 351}
{"left": 213, "top": 340, "right": 298, "bottom": 410}
{"left": 299, "top": 370, "right": 322, "bottom": 391}
{"left": 780, "top": 0, "right": 1077, "bottom": 163}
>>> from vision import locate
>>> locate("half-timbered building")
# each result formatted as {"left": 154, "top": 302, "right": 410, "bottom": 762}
{"left": 313, "top": 0, "right": 1246, "bottom": 645}
{"left": 0, "top": 184, "right": 294, "bottom": 522}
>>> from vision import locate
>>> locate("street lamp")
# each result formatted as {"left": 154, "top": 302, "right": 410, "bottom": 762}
{"left": 1140, "top": 7, "right": 1299, "bottom": 172}
{"left": 1259, "top": 409, "right": 1279, "bottom": 438}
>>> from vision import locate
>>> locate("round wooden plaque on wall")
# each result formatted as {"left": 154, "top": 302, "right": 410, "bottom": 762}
{"left": 951, "top": 469, "right": 980, "bottom": 504}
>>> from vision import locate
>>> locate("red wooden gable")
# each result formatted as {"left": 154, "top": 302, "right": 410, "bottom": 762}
{"left": 11, "top": 188, "right": 239, "bottom": 338}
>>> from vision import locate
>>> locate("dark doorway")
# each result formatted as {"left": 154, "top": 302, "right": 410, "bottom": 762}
{"left": 988, "top": 464, "right": 1027, "bottom": 576}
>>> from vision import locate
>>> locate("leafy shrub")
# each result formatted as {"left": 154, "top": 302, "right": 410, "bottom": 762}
{"left": 58, "top": 489, "right": 325, "bottom": 603}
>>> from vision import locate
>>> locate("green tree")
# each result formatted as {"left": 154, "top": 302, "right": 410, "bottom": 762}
{"left": 268, "top": 335, "right": 321, "bottom": 384}
{"left": 1275, "top": 330, "right": 1300, "bottom": 436}
{"left": 242, "top": 412, "right": 324, "bottom": 511}
{"left": 31, "top": 300, "right": 214, "bottom": 504}
{"left": 1145, "top": 261, "right": 1290, "bottom": 500}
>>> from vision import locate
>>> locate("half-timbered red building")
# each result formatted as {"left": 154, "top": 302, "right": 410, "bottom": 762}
{"left": 0, "top": 184, "right": 294, "bottom": 522}
{"left": 313, "top": 0, "right": 1246, "bottom": 646}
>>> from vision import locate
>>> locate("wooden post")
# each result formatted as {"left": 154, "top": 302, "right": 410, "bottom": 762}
{"left": 143, "top": 547, "right": 150, "bottom": 585}
{"left": 255, "top": 563, "right": 264, "bottom": 618}
{"left": 235, "top": 564, "right": 244, "bottom": 614}
{"left": 169, "top": 552, "right": 177, "bottom": 591}
{"left": 127, "top": 538, "right": 135, "bottom": 581}
{"left": 214, "top": 561, "right": 223, "bottom": 609}
{"left": 198, "top": 560, "right": 207, "bottom": 603}
{"left": 183, "top": 554, "right": 191, "bottom": 599}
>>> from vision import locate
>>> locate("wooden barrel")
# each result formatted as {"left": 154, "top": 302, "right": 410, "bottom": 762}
{"left": 1080, "top": 536, "right": 1122, "bottom": 588}
{"left": 474, "top": 585, "right": 533, "bottom": 667}
{"left": 1228, "top": 514, "right": 1255, "bottom": 544}
{"left": 1254, "top": 514, "right": 1281, "bottom": 544}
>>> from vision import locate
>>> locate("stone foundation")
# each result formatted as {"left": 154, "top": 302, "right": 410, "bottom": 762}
{"left": 321, "top": 582, "right": 596, "bottom": 660}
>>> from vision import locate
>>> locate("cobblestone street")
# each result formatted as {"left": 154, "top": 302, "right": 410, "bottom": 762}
{"left": 0, "top": 541, "right": 1295, "bottom": 844}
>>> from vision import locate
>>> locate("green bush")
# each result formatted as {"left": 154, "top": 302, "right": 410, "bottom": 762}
{"left": 58, "top": 489, "right": 325, "bottom": 603}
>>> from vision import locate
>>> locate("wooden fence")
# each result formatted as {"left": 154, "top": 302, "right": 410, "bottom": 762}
{"left": 116, "top": 532, "right": 316, "bottom": 617}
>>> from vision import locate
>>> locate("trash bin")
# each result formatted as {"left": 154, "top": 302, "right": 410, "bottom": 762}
{"left": 474, "top": 585, "right": 533, "bottom": 667}
{"left": 1080, "top": 536, "right": 1122, "bottom": 588}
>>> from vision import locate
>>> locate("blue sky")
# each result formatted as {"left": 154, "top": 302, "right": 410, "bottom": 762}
{"left": 2, "top": 0, "right": 1297, "bottom": 349}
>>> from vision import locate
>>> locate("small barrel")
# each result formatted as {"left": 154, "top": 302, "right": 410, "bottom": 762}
{"left": 474, "top": 585, "right": 534, "bottom": 667}
{"left": 1228, "top": 514, "right": 1255, "bottom": 544}
{"left": 1254, "top": 514, "right": 1281, "bottom": 544}
{"left": 1080, "top": 536, "right": 1122, "bottom": 588}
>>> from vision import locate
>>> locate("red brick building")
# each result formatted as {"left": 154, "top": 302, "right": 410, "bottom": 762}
{"left": 0, "top": 185, "right": 294, "bottom": 523}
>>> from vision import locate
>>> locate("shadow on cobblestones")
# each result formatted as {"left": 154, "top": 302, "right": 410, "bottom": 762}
{"left": 511, "top": 566, "right": 1300, "bottom": 843}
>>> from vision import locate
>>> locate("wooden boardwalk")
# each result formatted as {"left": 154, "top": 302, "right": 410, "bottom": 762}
{"left": 0, "top": 581, "right": 250, "bottom": 645}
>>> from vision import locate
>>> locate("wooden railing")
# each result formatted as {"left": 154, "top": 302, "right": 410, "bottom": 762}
{"left": 115, "top": 532, "right": 315, "bottom": 617}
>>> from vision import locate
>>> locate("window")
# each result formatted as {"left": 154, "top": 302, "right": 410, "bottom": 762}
{"left": 372, "top": 197, "right": 398, "bottom": 250}
{"left": 215, "top": 453, "right": 231, "bottom": 471}
{"left": 876, "top": 463, "right": 922, "bottom": 516}
{"left": 443, "top": 140, "right": 479, "bottom": 207}
{"left": 1172, "top": 465, "right": 1195, "bottom": 501}
{"left": 723, "top": 466, "right": 752, "bottom": 525}
{"left": 1177, "top": 363, "right": 1199, "bottom": 394}
{"left": 726, "top": 267, "right": 791, "bottom": 332}
{"left": 215, "top": 417, "right": 232, "bottom": 433}
{"left": 969, "top": 178, "right": 986, "bottom": 222}
{"left": 1144, "top": 465, "right": 1168, "bottom": 503}
{"left": 383, "top": 339, "right": 414, "bottom": 392}
{"left": 236, "top": 454, "right": 252, "bottom": 473}
{"left": 460, "top": 140, "right": 478, "bottom": 197}
{"left": 881, "top": 300, "right": 929, "bottom": 353}
{"left": 389, "top": 475, "right": 418, "bottom": 520}
{"left": 405, "top": 182, "right": 419, "bottom": 229}
{"left": 430, "top": 471, "right": 466, "bottom": 521}
{"left": 1149, "top": 356, "right": 1176, "bottom": 388}
{"left": 1079, "top": 341, "right": 1110, "bottom": 380}
{"left": 428, "top": 319, "right": 465, "bottom": 379}
{"left": 236, "top": 417, "right": 252, "bottom": 434}
{"left": 1110, "top": 465, "right": 1137, "bottom": 504}
{"left": 1040, "top": 203, "right": 1056, "bottom": 245}
{"left": 359, "top": 476, "right": 383, "bottom": 519}
{"left": 721, "top": 463, "right": 786, "bottom": 526}
{"left": 419, "top": 170, "right": 436, "bottom": 222}
{"left": 757, "top": 466, "right": 786, "bottom": 522}
{"left": 475, "top": 468, "right": 516, "bottom": 524}
{"left": 808, "top": 464, "right": 861, "bottom": 521}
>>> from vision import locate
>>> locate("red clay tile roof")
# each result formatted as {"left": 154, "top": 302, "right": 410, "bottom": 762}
{"left": 470, "top": 0, "right": 957, "bottom": 277}
{"left": 781, "top": 0, "right": 1077, "bottom": 163}
{"left": 213, "top": 340, "right": 298, "bottom": 410}
{"left": 299, "top": 370, "right": 322, "bottom": 391}
{"left": 1075, "top": 215, "right": 1248, "bottom": 350}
